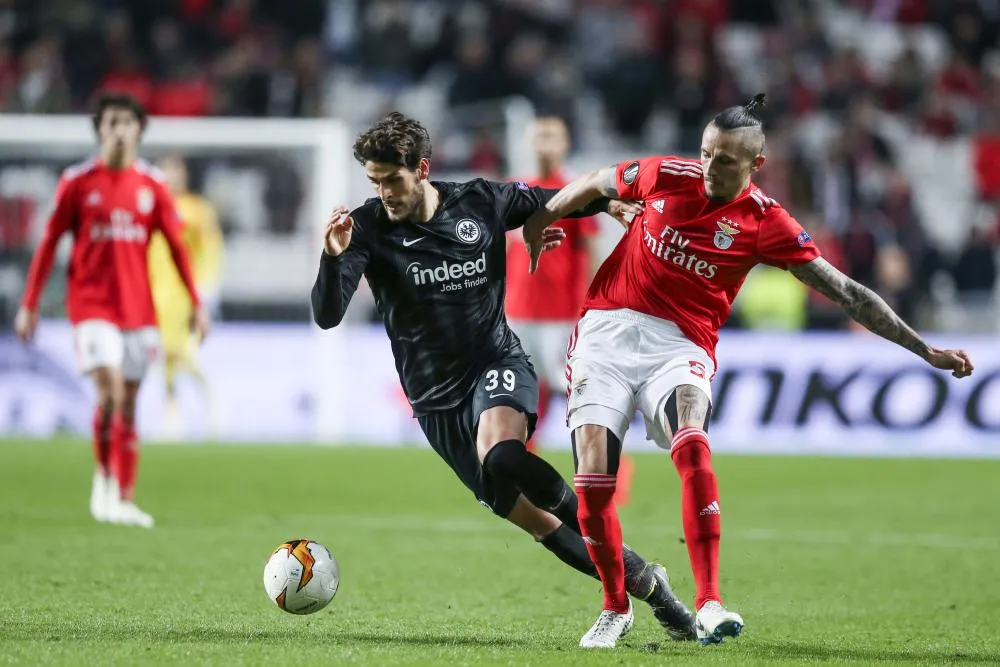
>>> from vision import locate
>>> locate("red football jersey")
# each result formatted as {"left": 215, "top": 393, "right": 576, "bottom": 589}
{"left": 506, "top": 173, "right": 599, "bottom": 320}
{"left": 583, "top": 156, "right": 820, "bottom": 365}
{"left": 21, "top": 158, "right": 201, "bottom": 329}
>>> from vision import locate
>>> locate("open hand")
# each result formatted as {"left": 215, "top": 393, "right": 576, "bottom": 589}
{"left": 324, "top": 206, "right": 353, "bottom": 256}
{"left": 526, "top": 227, "right": 567, "bottom": 274}
{"left": 926, "top": 348, "right": 974, "bottom": 378}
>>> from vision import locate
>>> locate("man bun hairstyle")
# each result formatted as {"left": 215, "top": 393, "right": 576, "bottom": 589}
{"left": 353, "top": 112, "right": 433, "bottom": 170}
{"left": 710, "top": 93, "right": 767, "bottom": 155}
{"left": 92, "top": 92, "right": 148, "bottom": 132}
{"left": 712, "top": 93, "right": 766, "bottom": 131}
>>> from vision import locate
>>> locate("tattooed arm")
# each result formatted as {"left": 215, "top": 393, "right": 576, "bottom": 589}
{"left": 521, "top": 166, "right": 626, "bottom": 273}
{"left": 789, "top": 258, "right": 974, "bottom": 378}
{"left": 522, "top": 167, "right": 619, "bottom": 237}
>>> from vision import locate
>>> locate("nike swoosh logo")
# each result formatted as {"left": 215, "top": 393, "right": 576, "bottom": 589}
{"left": 402, "top": 237, "right": 425, "bottom": 247}
{"left": 489, "top": 393, "right": 512, "bottom": 398}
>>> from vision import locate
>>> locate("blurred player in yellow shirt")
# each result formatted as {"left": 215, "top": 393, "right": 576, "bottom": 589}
{"left": 149, "top": 154, "right": 223, "bottom": 435}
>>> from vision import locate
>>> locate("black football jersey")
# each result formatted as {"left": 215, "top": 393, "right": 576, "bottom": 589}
{"left": 311, "top": 179, "right": 606, "bottom": 415}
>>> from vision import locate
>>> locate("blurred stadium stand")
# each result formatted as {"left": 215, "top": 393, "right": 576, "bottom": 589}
{"left": 0, "top": 0, "right": 997, "bottom": 332}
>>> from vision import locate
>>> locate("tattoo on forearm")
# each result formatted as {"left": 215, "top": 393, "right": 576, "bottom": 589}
{"left": 599, "top": 167, "right": 618, "bottom": 197}
{"left": 790, "top": 258, "right": 930, "bottom": 360}
{"left": 676, "top": 385, "right": 710, "bottom": 427}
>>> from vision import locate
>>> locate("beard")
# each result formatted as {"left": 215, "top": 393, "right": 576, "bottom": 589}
{"left": 386, "top": 186, "right": 425, "bottom": 223}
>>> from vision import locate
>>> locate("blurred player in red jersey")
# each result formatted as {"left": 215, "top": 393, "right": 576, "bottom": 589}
{"left": 14, "top": 93, "right": 209, "bottom": 528}
{"left": 505, "top": 116, "right": 636, "bottom": 505}
{"left": 523, "top": 94, "right": 975, "bottom": 649}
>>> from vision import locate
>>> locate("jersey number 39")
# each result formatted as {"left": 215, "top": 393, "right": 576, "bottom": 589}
{"left": 485, "top": 369, "right": 516, "bottom": 392}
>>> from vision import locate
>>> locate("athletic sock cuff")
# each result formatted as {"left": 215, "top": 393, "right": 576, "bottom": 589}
{"left": 671, "top": 427, "right": 708, "bottom": 451}
{"left": 574, "top": 473, "right": 616, "bottom": 489}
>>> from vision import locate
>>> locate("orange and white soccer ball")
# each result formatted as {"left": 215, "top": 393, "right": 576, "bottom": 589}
{"left": 263, "top": 539, "right": 340, "bottom": 614}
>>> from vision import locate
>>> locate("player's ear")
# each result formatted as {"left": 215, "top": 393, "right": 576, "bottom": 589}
{"left": 417, "top": 158, "right": 431, "bottom": 181}
{"left": 750, "top": 154, "right": 766, "bottom": 173}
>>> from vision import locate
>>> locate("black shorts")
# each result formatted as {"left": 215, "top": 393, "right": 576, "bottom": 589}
{"left": 417, "top": 354, "right": 539, "bottom": 518}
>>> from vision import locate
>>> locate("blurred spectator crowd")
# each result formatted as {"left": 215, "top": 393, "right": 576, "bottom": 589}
{"left": 1, "top": 0, "right": 998, "bottom": 331}
{"left": 0, "top": 0, "right": 326, "bottom": 117}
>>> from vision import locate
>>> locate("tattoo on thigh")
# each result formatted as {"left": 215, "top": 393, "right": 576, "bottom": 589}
{"left": 676, "top": 385, "right": 709, "bottom": 427}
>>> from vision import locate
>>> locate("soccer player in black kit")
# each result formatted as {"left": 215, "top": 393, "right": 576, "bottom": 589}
{"left": 311, "top": 112, "right": 696, "bottom": 641}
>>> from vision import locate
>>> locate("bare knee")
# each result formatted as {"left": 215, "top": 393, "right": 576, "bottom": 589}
{"left": 476, "top": 405, "right": 528, "bottom": 463}
{"left": 504, "top": 494, "right": 561, "bottom": 540}
{"left": 572, "top": 424, "right": 610, "bottom": 474}
{"left": 90, "top": 367, "right": 124, "bottom": 414}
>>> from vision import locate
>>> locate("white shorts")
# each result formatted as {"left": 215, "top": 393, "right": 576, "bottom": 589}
{"left": 566, "top": 309, "right": 714, "bottom": 449}
{"left": 509, "top": 319, "right": 575, "bottom": 391}
{"left": 73, "top": 320, "right": 161, "bottom": 381}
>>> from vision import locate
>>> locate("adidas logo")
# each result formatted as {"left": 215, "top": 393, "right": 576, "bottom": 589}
{"left": 699, "top": 501, "right": 720, "bottom": 516}
{"left": 652, "top": 199, "right": 664, "bottom": 213}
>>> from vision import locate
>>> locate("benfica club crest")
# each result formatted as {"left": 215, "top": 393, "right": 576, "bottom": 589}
{"left": 136, "top": 186, "right": 154, "bottom": 215}
{"left": 713, "top": 217, "right": 740, "bottom": 250}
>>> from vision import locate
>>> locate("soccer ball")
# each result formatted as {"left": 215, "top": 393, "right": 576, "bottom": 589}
{"left": 263, "top": 539, "right": 340, "bottom": 614}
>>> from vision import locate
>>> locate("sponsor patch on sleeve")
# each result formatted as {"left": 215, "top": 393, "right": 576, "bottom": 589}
{"left": 622, "top": 161, "right": 640, "bottom": 185}
{"left": 796, "top": 230, "right": 812, "bottom": 247}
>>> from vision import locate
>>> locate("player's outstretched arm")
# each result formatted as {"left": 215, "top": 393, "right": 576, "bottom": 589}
{"left": 311, "top": 206, "right": 370, "bottom": 329}
{"left": 524, "top": 166, "right": 619, "bottom": 238}
{"left": 789, "top": 258, "right": 974, "bottom": 378}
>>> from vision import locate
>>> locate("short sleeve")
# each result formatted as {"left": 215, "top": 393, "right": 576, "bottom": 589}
{"left": 615, "top": 158, "right": 659, "bottom": 199}
{"left": 756, "top": 207, "right": 821, "bottom": 269}
{"left": 488, "top": 179, "right": 545, "bottom": 231}
{"left": 616, "top": 155, "right": 703, "bottom": 200}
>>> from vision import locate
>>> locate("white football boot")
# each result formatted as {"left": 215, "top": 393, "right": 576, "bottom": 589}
{"left": 579, "top": 599, "right": 634, "bottom": 649}
{"left": 105, "top": 478, "right": 155, "bottom": 529}
{"left": 114, "top": 501, "right": 155, "bottom": 529}
{"left": 89, "top": 470, "right": 112, "bottom": 523}
{"left": 695, "top": 600, "right": 744, "bottom": 645}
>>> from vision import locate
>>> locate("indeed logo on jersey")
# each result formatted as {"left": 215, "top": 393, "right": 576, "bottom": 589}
{"left": 642, "top": 223, "right": 718, "bottom": 279}
{"left": 90, "top": 208, "right": 148, "bottom": 243}
{"left": 408, "top": 252, "right": 488, "bottom": 292}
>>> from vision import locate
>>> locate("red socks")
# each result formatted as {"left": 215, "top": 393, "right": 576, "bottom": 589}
{"left": 112, "top": 416, "right": 139, "bottom": 501}
{"left": 92, "top": 406, "right": 113, "bottom": 475}
{"left": 671, "top": 427, "right": 721, "bottom": 609}
{"left": 575, "top": 473, "right": 628, "bottom": 613}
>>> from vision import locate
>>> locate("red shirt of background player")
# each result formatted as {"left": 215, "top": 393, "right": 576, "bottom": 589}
{"left": 20, "top": 159, "right": 201, "bottom": 328}
{"left": 506, "top": 172, "right": 598, "bottom": 321}
{"left": 583, "top": 156, "right": 820, "bottom": 367}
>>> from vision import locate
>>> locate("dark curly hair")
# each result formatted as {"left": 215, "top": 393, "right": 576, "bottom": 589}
{"left": 353, "top": 112, "right": 432, "bottom": 169}
{"left": 92, "top": 92, "right": 148, "bottom": 133}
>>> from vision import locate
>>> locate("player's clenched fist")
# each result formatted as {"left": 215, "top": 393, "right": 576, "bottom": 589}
{"left": 324, "top": 206, "right": 354, "bottom": 256}
{"left": 926, "top": 347, "right": 975, "bottom": 378}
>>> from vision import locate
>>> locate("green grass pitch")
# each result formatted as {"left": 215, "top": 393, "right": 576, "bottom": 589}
{"left": 1, "top": 439, "right": 998, "bottom": 665}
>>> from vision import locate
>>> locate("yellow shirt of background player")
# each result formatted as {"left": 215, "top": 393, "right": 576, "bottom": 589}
{"left": 149, "top": 192, "right": 223, "bottom": 356}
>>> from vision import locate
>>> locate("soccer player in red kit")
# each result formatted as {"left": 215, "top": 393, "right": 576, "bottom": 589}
{"left": 15, "top": 93, "right": 209, "bottom": 528}
{"left": 523, "top": 94, "right": 974, "bottom": 648}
